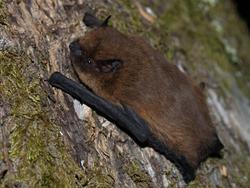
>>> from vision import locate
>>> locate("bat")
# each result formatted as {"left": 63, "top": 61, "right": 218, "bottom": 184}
{"left": 48, "top": 13, "right": 223, "bottom": 183}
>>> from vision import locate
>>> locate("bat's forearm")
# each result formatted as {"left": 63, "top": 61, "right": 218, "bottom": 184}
{"left": 48, "top": 72, "right": 150, "bottom": 143}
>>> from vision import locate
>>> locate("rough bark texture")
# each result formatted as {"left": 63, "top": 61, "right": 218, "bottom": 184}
{"left": 0, "top": 0, "right": 250, "bottom": 187}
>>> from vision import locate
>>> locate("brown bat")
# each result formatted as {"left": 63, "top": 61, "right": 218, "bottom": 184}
{"left": 49, "top": 13, "right": 223, "bottom": 183}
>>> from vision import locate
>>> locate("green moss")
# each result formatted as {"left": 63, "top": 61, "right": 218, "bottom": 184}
{"left": 84, "top": 162, "right": 114, "bottom": 188}
{"left": 0, "top": 49, "right": 115, "bottom": 187}
{"left": 0, "top": 0, "right": 7, "bottom": 25}
{"left": 225, "top": 152, "right": 250, "bottom": 187}
{"left": 188, "top": 181, "right": 206, "bottom": 188}
{"left": 124, "top": 161, "right": 152, "bottom": 187}
{"left": 187, "top": 151, "right": 250, "bottom": 188}
{"left": 108, "top": 0, "right": 144, "bottom": 34}
{"left": 211, "top": 0, "right": 250, "bottom": 98}
{"left": 157, "top": 0, "right": 250, "bottom": 98}
{"left": 0, "top": 51, "right": 87, "bottom": 187}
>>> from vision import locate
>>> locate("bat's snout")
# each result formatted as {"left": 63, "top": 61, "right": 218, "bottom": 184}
{"left": 69, "top": 40, "right": 82, "bottom": 56}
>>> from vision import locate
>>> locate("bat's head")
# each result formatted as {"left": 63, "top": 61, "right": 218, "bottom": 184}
{"left": 69, "top": 13, "right": 138, "bottom": 95}
{"left": 69, "top": 14, "right": 129, "bottom": 75}
{"left": 69, "top": 28, "right": 124, "bottom": 75}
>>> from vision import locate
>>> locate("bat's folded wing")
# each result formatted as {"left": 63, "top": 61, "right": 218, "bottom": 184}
{"left": 48, "top": 72, "right": 197, "bottom": 182}
{"left": 48, "top": 72, "right": 150, "bottom": 143}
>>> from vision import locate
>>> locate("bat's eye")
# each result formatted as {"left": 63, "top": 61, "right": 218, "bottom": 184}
{"left": 88, "top": 58, "right": 92, "bottom": 64}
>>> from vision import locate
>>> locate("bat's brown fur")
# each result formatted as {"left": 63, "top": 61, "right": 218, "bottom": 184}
{"left": 70, "top": 26, "right": 223, "bottom": 178}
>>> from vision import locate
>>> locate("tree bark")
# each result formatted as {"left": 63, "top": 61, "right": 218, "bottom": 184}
{"left": 0, "top": 0, "right": 250, "bottom": 187}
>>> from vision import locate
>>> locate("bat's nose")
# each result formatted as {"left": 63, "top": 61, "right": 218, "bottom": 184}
{"left": 69, "top": 40, "right": 82, "bottom": 56}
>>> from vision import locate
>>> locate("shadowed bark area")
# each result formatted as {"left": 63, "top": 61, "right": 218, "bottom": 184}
{"left": 0, "top": 0, "right": 250, "bottom": 187}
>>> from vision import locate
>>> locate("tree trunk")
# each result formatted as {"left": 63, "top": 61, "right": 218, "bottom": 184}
{"left": 0, "top": 0, "right": 249, "bottom": 187}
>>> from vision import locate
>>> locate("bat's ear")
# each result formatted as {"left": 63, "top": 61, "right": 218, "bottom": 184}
{"left": 97, "top": 59, "right": 122, "bottom": 73}
{"left": 83, "top": 13, "right": 102, "bottom": 27}
{"left": 83, "top": 13, "right": 111, "bottom": 28}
